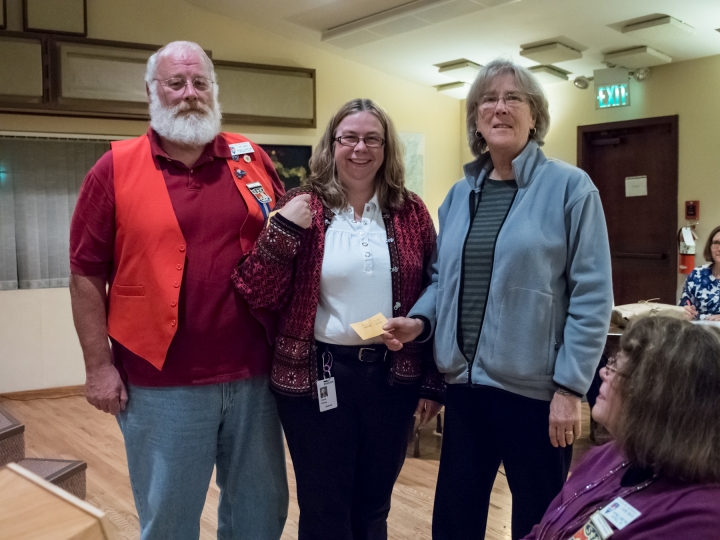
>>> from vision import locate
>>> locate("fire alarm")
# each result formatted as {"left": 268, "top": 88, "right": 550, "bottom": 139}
{"left": 685, "top": 200, "right": 699, "bottom": 221}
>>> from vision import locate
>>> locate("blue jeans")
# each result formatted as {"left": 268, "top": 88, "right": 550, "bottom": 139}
{"left": 117, "top": 376, "right": 288, "bottom": 540}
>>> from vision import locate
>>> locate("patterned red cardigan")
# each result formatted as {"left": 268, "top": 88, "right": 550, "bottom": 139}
{"left": 232, "top": 186, "right": 445, "bottom": 402}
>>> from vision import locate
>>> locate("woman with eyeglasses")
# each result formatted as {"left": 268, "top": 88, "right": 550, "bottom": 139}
{"left": 680, "top": 225, "right": 720, "bottom": 321}
{"left": 382, "top": 59, "right": 613, "bottom": 539}
{"left": 232, "top": 98, "right": 444, "bottom": 540}
{"left": 524, "top": 316, "right": 720, "bottom": 539}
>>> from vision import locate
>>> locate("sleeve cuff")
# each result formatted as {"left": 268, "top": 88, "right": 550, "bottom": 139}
{"left": 554, "top": 382, "right": 584, "bottom": 398}
{"left": 410, "top": 315, "right": 432, "bottom": 343}
{"left": 272, "top": 212, "right": 306, "bottom": 236}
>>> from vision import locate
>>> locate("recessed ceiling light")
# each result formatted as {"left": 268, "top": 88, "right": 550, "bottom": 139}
{"left": 520, "top": 42, "right": 582, "bottom": 64}
{"left": 436, "top": 59, "right": 482, "bottom": 84}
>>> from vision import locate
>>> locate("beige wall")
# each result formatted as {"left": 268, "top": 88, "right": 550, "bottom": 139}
{"left": 0, "top": 0, "right": 461, "bottom": 392}
{"left": 460, "top": 53, "right": 720, "bottom": 296}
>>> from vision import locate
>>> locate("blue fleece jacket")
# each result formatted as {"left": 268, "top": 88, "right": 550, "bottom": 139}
{"left": 408, "top": 141, "right": 612, "bottom": 401}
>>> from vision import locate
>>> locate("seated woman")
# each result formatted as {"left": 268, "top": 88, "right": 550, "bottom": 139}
{"left": 232, "top": 98, "right": 443, "bottom": 540}
{"left": 524, "top": 316, "right": 720, "bottom": 539}
{"left": 681, "top": 225, "right": 720, "bottom": 321}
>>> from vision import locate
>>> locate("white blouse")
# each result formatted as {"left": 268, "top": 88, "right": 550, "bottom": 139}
{"left": 314, "top": 194, "right": 393, "bottom": 345}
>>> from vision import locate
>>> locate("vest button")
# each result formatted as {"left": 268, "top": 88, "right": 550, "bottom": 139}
{"left": 171, "top": 300, "right": 177, "bottom": 307}
{"left": 171, "top": 319, "right": 177, "bottom": 327}
{"left": 173, "top": 281, "right": 179, "bottom": 288}
{"left": 179, "top": 245, "right": 186, "bottom": 252}
{"left": 176, "top": 264, "right": 183, "bottom": 271}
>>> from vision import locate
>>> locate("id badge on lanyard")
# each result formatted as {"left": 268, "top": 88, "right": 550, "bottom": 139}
{"left": 316, "top": 350, "right": 338, "bottom": 412}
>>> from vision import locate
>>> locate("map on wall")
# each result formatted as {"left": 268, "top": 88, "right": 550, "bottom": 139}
{"left": 399, "top": 133, "right": 424, "bottom": 197}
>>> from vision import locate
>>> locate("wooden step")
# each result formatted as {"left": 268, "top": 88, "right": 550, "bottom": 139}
{"left": 16, "top": 458, "right": 87, "bottom": 500}
{"left": 0, "top": 403, "right": 25, "bottom": 467}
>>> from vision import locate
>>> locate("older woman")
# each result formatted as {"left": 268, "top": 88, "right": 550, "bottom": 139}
{"left": 232, "top": 98, "right": 443, "bottom": 540}
{"left": 525, "top": 317, "right": 720, "bottom": 539}
{"left": 383, "top": 59, "right": 613, "bottom": 539}
{"left": 680, "top": 225, "right": 720, "bottom": 321}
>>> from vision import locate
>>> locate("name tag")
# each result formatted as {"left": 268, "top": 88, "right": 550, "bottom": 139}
{"left": 316, "top": 377, "right": 338, "bottom": 412}
{"left": 229, "top": 142, "right": 254, "bottom": 156}
{"left": 601, "top": 497, "right": 641, "bottom": 530}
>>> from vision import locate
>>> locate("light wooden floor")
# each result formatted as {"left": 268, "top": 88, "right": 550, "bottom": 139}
{"left": 0, "top": 395, "right": 592, "bottom": 540}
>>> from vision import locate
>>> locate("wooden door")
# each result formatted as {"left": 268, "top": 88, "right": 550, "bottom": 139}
{"left": 578, "top": 116, "right": 678, "bottom": 305}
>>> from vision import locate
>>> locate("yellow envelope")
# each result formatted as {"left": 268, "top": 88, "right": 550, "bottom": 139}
{"left": 350, "top": 313, "right": 389, "bottom": 341}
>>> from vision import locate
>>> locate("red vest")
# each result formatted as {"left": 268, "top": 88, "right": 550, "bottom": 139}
{"left": 107, "top": 132, "right": 276, "bottom": 370}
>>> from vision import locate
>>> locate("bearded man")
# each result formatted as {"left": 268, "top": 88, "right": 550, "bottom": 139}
{"left": 69, "top": 41, "right": 288, "bottom": 540}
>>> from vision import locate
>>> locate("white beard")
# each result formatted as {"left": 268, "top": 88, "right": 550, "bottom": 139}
{"left": 149, "top": 86, "right": 222, "bottom": 146}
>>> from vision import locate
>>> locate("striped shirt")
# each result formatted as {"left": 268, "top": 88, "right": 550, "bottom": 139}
{"left": 458, "top": 179, "right": 518, "bottom": 361}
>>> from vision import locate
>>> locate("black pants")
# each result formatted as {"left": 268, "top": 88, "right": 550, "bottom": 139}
{"left": 275, "top": 343, "right": 419, "bottom": 540}
{"left": 433, "top": 385, "right": 572, "bottom": 540}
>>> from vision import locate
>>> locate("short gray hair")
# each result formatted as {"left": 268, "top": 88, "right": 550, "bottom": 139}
{"left": 145, "top": 41, "right": 216, "bottom": 87}
{"left": 465, "top": 58, "right": 550, "bottom": 157}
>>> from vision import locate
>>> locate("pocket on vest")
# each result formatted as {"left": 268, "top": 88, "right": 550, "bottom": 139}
{"left": 115, "top": 285, "right": 145, "bottom": 297}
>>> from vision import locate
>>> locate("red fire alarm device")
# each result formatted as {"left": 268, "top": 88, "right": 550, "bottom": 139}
{"left": 685, "top": 200, "right": 699, "bottom": 221}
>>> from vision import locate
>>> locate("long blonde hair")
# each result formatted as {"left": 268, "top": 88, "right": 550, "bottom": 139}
{"left": 306, "top": 99, "right": 407, "bottom": 212}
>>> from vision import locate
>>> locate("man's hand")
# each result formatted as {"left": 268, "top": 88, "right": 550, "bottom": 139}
{"left": 278, "top": 193, "right": 312, "bottom": 229}
{"left": 70, "top": 273, "right": 127, "bottom": 415}
{"left": 415, "top": 399, "right": 443, "bottom": 428}
{"left": 549, "top": 392, "right": 581, "bottom": 448}
{"left": 382, "top": 317, "right": 425, "bottom": 351}
{"left": 86, "top": 363, "right": 128, "bottom": 415}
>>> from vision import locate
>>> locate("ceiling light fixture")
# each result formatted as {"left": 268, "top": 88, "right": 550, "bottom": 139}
{"left": 520, "top": 42, "right": 582, "bottom": 64}
{"left": 435, "top": 81, "right": 471, "bottom": 99}
{"left": 632, "top": 67, "right": 651, "bottom": 82}
{"left": 528, "top": 65, "right": 569, "bottom": 85}
{"left": 573, "top": 76, "right": 590, "bottom": 89}
{"left": 621, "top": 15, "right": 695, "bottom": 38}
{"left": 321, "top": 0, "right": 521, "bottom": 48}
{"left": 603, "top": 46, "right": 671, "bottom": 69}
{"left": 436, "top": 59, "right": 482, "bottom": 84}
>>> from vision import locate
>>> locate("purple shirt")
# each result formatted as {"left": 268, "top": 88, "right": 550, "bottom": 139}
{"left": 524, "top": 443, "right": 720, "bottom": 539}
{"left": 70, "top": 129, "right": 284, "bottom": 386}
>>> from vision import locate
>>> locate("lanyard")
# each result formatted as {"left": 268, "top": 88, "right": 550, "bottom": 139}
{"left": 536, "top": 461, "right": 657, "bottom": 540}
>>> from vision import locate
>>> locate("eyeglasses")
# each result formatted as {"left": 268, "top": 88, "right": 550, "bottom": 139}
{"left": 478, "top": 93, "right": 528, "bottom": 110}
{"left": 711, "top": 241, "right": 720, "bottom": 248}
{"left": 334, "top": 135, "right": 385, "bottom": 148}
{"left": 156, "top": 76, "right": 213, "bottom": 92}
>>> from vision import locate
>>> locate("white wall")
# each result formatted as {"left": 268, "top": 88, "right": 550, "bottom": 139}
{"left": 0, "top": 289, "right": 84, "bottom": 392}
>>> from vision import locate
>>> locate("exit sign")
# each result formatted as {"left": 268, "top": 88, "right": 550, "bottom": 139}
{"left": 596, "top": 83, "right": 630, "bottom": 109}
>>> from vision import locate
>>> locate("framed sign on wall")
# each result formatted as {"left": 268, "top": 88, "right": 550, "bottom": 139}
{"left": 23, "top": 0, "right": 87, "bottom": 36}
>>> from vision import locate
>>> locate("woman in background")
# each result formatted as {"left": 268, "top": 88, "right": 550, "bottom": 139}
{"left": 525, "top": 316, "right": 720, "bottom": 539}
{"left": 233, "top": 98, "right": 443, "bottom": 540}
{"left": 681, "top": 225, "right": 720, "bottom": 321}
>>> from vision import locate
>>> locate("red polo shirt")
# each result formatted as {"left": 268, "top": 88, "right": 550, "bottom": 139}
{"left": 70, "top": 129, "right": 284, "bottom": 386}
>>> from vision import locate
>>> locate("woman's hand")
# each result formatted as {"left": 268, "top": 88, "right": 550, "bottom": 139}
{"left": 549, "top": 392, "right": 581, "bottom": 448}
{"left": 278, "top": 193, "right": 313, "bottom": 229}
{"left": 706, "top": 314, "right": 720, "bottom": 321}
{"left": 382, "top": 317, "right": 425, "bottom": 351}
{"left": 683, "top": 301, "right": 698, "bottom": 321}
{"left": 415, "top": 399, "right": 443, "bottom": 428}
